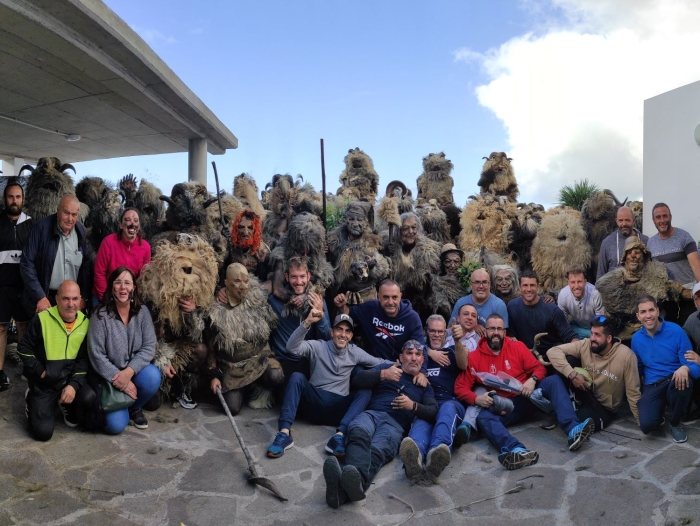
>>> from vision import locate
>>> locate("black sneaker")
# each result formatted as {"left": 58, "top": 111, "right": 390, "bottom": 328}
{"left": 340, "top": 465, "right": 366, "bottom": 502}
{"left": 59, "top": 403, "right": 79, "bottom": 428}
{"left": 323, "top": 456, "right": 347, "bottom": 509}
{"left": 177, "top": 391, "right": 197, "bottom": 410}
{"left": 453, "top": 422, "right": 473, "bottom": 447}
{"left": 425, "top": 444, "right": 451, "bottom": 479}
{"left": 681, "top": 408, "right": 700, "bottom": 425}
{"left": 399, "top": 437, "right": 423, "bottom": 481}
{"left": 498, "top": 447, "right": 539, "bottom": 470}
{"left": 129, "top": 408, "right": 149, "bottom": 429}
{"left": 0, "top": 370, "right": 9, "bottom": 391}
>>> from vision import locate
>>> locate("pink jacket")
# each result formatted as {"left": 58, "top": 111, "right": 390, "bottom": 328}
{"left": 92, "top": 233, "right": 151, "bottom": 299}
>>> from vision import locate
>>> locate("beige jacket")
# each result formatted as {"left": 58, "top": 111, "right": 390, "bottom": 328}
{"left": 548, "top": 339, "right": 641, "bottom": 424}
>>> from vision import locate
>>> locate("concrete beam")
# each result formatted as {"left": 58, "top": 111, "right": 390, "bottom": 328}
{"left": 188, "top": 138, "right": 207, "bottom": 185}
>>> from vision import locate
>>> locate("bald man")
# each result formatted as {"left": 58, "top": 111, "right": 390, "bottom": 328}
{"left": 21, "top": 194, "right": 92, "bottom": 315}
{"left": 450, "top": 268, "right": 508, "bottom": 337}
{"left": 596, "top": 206, "right": 648, "bottom": 280}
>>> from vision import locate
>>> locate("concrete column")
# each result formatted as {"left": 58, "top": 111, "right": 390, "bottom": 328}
{"left": 188, "top": 138, "right": 207, "bottom": 185}
{"left": 14, "top": 157, "right": 25, "bottom": 175}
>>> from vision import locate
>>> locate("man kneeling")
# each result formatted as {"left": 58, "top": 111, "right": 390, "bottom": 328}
{"left": 454, "top": 314, "right": 594, "bottom": 470}
{"left": 323, "top": 340, "right": 437, "bottom": 508}
{"left": 267, "top": 310, "right": 389, "bottom": 458}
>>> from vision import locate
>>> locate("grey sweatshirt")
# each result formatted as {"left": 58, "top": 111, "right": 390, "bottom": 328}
{"left": 88, "top": 305, "right": 157, "bottom": 382}
{"left": 286, "top": 324, "right": 390, "bottom": 396}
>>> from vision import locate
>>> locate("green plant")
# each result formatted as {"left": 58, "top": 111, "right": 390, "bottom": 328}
{"left": 457, "top": 261, "right": 483, "bottom": 292}
{"left": 324, "top": 197, "right": 351, "bottom": 231}
{"left": 557, "top": 179, "right": 600, "bottom": 211}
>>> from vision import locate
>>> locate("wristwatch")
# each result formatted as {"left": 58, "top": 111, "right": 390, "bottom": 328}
{"left": 530, "top": 375, "right": 540, "bottom": 386}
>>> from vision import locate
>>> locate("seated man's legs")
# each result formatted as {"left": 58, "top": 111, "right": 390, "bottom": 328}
{"left": 424, "top": 399, "right": 466, "bottom": 480}
{"left": 538, "top": 375, "right": 594, "bottom": 449}
{"left": 27, "top": 382, "right": 60, "bottom": 441}
{"left": 668, "top": 377, "right": 693, "bottom": 428}
{"left": 638, "top": 379, "right": 671, "bottom": 434}
{"left": 575, "top": 389, "right": 615, "bottom": 432}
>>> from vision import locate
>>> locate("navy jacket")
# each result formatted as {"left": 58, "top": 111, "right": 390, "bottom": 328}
{"left": 20, "top": 214, "right": 92, "bottom": 312}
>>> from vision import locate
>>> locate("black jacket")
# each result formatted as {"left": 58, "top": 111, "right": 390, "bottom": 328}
{"left": 0, "top": 211, "right": 33, "bottom": 287}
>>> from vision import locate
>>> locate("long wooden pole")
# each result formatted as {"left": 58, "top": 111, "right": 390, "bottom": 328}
{"left": 320, "top": 138, "right": 327, "bottom": 230}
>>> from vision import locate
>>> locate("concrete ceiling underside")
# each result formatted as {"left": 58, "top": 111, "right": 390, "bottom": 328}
{"left": 0, "top": 0, "right": 237, "bottom": 165}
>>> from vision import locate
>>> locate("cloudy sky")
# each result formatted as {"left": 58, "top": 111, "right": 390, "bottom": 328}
{"left": 73, "top": 0, "right": 700, "bottom": 208}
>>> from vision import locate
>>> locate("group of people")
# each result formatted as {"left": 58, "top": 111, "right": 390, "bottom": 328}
{"left": 1, "top": 178, "right": 699, "bottom": 510}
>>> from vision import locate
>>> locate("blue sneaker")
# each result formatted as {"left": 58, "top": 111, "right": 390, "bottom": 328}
{"left": 325, "top": 434, "right": 346, "bottom": 457}
{"left": 267, "top": 431, "right": 294, "bottom": 458}
{"left": 567, "top": 417, "right": 595, "bottom": 451}
{"left": 453, "top": 422, "right": 473, "bottom": 447}
{"left": 498, "top": 446, "right": 539, "bottom": 470}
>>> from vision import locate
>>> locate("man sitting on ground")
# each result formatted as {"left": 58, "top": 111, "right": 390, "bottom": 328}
{"left": 632, "top": 295, "right": 699, "bottom": 443}
{"left": 557, "top": 265, "right": 605, "bottom": 339}
{"left": 267, "top": 312, "right": 389, "bottom": 459}
{"left": 399, "top": 315, "right": 468, "bottom": 484}
{"left": 322, "top": 340, "right": 437, "bottom": 508}
{"left": 18, "top": 280, "right": 96, "bottom": 441}
{"left": 455, "top": 314, "right": 594, "bottom": 470}
{"left": 548, "top": 315, "right": 641, "bottom": 431}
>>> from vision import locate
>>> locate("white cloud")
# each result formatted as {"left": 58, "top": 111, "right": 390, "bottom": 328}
{"left": 131, "top": 25, "right": 177, "bottom": 45}
{"left": 452, "top": 47, "right": 483, "bottom": 64}
{"left": 464, "top": 0, "right": 700, "bottom": 206}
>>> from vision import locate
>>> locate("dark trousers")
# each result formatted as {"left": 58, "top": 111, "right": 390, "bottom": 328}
{"left": 409, "top": 399, "right": 466, "bottom": 459}
{"left": 278, "top": 372, "right": 371, "bottom": 434}
{"left": 345, "top": 410, "right": 404, "bottom": 490}
{"left": 476, "top": 375, "right": 580, "bottom": 453}
{"left": 27, "top": 380, "right": 96, "bottom": 441}
{"left": 639, "top": 376, "right": 694, "bottom": 432}
{"left": 561, "top": 354, "right": 615, "bottom": 432}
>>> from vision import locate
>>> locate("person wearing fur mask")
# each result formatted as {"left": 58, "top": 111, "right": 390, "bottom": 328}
{"left": 327, "top": 202, "right": 390, "bottom": 307}
{"left": 421, "top": 244, "right": 468, "bottom": 323}
{"left": 228, "top": 209, "right": 270, "bottom": 282}
{"left": 206, "top": 263, "right": 283, "bottom": 415}
{"left": 491, "top": 265, "right": 521, "bottom": 305}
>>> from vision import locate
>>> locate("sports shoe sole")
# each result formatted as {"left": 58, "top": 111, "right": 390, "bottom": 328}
{"left": 267, "top": 440, "right": 294, "bottom": 458}
{"left": 498, "top": 450, "right": 539, "bottom": 470}
{"left": 129, "top": 419, "right": 149, "bottom": 430}
{"left": 399, "top": 438, "right": 423, "bottom": 480}
{"left": 59, "top": 405, "right": 79, "bottom": 428}
{"left": 670, "top": 427, "right": 688, "bottom": 443}
{"left": 453, "top": 425, "right": 471, "bottom": 447}
{"left": 177, "top": 397, "right": 197, "bottom": 410}
{"left": 568, "top": 419, "right": 595, "bottom": 451}
{"left": 425, "top": 444, "right": 451, "bottom": 479}
{"left": 680, "top": 412, "right": 700, "bottom": 425}
{"left": 323, "top": 457, "right": 346, "bottom": 509}
{"left": 340, "top": 465, "right": 366, "bottom": 502}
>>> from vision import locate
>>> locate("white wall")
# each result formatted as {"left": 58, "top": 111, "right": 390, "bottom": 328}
{"left": 644, "top": 80, "right": 700, "bottom": 244}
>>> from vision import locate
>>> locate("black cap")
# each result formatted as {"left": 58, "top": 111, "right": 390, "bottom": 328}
{"left": 332, "top": 314, "right": 354, "bottom": 329}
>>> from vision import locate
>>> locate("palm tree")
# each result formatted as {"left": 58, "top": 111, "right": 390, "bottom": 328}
{"left": 557, "top": 179, "right": 600, "bottom": 211}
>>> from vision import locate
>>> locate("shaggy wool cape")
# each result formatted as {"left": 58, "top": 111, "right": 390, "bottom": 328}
{"left": 459, "top": 196, "right": 517, "bottom": 263}
{"left": 233, "top": 173, "right": 266, "bottom": 219}
{"left": 478, "top": 152, "right": 519, "bottom": 203}
{"left": 206, "top": 276, "right": 280, "bottom": 392}
{"left": 382, "top": 231, "right": 441, "bottom": 296}
{"left": 416, "top": 152, "right": 455, "bottom": 206}
{"left": 23, "top": 157, "right": 89, "bottom": 223}
{"left": 337, "top": 147, "right": 379, "bottom": 204}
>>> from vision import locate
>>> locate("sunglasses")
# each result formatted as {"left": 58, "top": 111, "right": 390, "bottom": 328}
{"left": 593, "top": 315, "right": 608, "bottom": 323}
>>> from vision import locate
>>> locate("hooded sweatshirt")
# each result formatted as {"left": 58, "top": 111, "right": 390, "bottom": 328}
{"left": 454, "top": 336, "right": 547, "bottom": 406}
{"left": 548, "top": 339, "right": 641, "bottom": 423}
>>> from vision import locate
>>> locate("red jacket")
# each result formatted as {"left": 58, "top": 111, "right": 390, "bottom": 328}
{"left": 92, "top": 233, "right": 151, "bottom": 299}
{"left": 454, "top": 336, "right": 547, "bottom": 406}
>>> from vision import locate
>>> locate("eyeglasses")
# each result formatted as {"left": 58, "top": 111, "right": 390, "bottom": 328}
{"left": 485, "top": 327, "right": 506, "bottom": 333}
{"left": 403, "top": 341, "right": 423, "bottom": 351}
{"left": 471, "top": 280, "right": 490, "bottom": 287}
{"left": 114, "top": 280, "right": 133, "bottom": 287}
{"left": 427, "top": 329, "right": 446, "bottom": 335}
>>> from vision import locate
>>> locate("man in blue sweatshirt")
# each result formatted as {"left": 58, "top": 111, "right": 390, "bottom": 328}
{"left": 322, "top": 340, "right": 438, "bottom": 508}
{"left": 334, "top": 279, "right": 426, "bottom": 366}
{"left": 267, "top": 311, "right": 391, "bottom": 459}
{"left": 632, "top": 294, "right": 700, "bottom": 443}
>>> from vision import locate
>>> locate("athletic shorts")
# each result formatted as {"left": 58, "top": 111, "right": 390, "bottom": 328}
{"left": 0, "top": 286, "right": 31, "bottom": 324}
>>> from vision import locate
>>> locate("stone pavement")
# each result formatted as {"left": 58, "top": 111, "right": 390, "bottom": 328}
{"left": 0, "top": 358, "right": 698, "bottom": 526}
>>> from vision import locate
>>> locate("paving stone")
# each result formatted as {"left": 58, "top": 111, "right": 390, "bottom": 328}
{"left": 502, "top": 467, "right": 566, "bottom": 510}
{"left": 6, "top": 489, "right": 82, "bottom": 523}
{"left": 179, "top": 449, "right": 255, "bottom": 496}
{"left": 269, "top": 509, "right": 376, "bottom": 525}
{"left": 646, "top": 447, "right": 700, "bottom": 484}
{"left": 574, "top": 449, "right": 641, "bottom": 476}
{"left": 63, "top": 468, "right": 88, "bottom": 488}
{"left": 42, "top": 433, "right": 121, "bottom": 470}
{"left": 0, "top": 475, "right": 21, "bottom": 503}
{"left": 71, "top": 511, "right": 141, "bottom": 525}
{"left": 364, "top": 477, "right": 441, "bottom": 516}
{"left": 0, "top": 449, "right": 60, "bottom": 485}
{"left": 568, "top": 477, "right": 663, "bottom": 524}
{"left": 167, "top": 495, "right": 237, "bottom": 526}
{"left": 462, "top": 515, "right": 560, "bottom": 525}
{"left": 204, "top": 418, "right": 271, "bottom": 447}
{"left": 88, "top": 465, "right": 176, "bottom": 500}
{"left": 675, "top": 467, "right": 700, "bottom": 495}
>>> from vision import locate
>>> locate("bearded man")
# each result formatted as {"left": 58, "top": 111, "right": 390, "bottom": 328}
{"left": 206, "top": 263, "right": 282, "bottom": 415}
{"left": 327, "top": 201, "right": 389, "bottom": 306}
{"left": 596, "top": 237, "right": 688, "bottom": 340}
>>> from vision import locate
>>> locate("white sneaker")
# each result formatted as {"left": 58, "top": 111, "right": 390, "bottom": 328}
{"left": 177, "top": 392, "right": 197, "bottom": 409}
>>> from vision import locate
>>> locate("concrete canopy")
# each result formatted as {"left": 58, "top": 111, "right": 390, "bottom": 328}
{"left": 0, "top": 0, "right": 237, "bottom": 166}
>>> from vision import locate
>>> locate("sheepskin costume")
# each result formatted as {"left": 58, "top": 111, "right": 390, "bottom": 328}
{"left": 262, "top": 174, "right": 322, "bottom": 248}
{"left": 337, "top": 147, "right": 379, "bottom": 204}
{"left": 458, "top": 194, "right": 517, "bottom": 264}
{"left": 511, "top": 202, "right": 544, "bottom": 271}
{"left": 133, "top": 178, "right": 166, "bottom": 241}
{"left": 206, "top": 274, "right": 281, "bottom": 408}
{"left": 21, "top": 157, "right": 89, "bottom": 222}
{"left": 416, "top": 152, "right": 455, "bottom": 206}
{"left": 531, "top": 208, "right": 592, "bottom": 296}
{"left": 478, "top": 152, "right": 519, "bottom": 202}
{"left": 327, "top": 202, "right": 390, "bottom": 304}
{"left": 233, "top": 173, "right": 267, "bottom": 219}
{"left": 580, "top": 190, "right": 623, "bottom": 280}
{"left": 416, "top": 200, "right": 451, "bottom": 244}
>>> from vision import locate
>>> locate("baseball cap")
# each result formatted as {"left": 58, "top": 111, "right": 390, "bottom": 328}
{"left": 693, "top": 282, "right": 700, "bottom": 298}
{"left": 332, "top": 314, "right": 354, "bottom": 329}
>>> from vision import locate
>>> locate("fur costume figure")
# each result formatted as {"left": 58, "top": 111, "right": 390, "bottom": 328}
{"left": 580, "top": 189, "right": 626, "bottom": 280}
{"left": 75, "top": 176, "right": 108, "bottom": 214}
{"left": 416, "top": 152, "right": 455, "bottom": 206}
{"left": 20, "top": 157, "right": 89, "bottom": 222}
{"left": 119, "top": 174, "right": 138, "bottom": 208}
{"left": 233, "top": 173, "right": 266, "bottom": 219}
{"left": 337, "top": 147, "right": 379, "bottom": 204}
{"left": 478, "top": 152, "right": 519, "bottom": 203}
{"left": 510, "top": 202, "right": 544, "bottom": 271}
{"left": 228, "top": 209, "right": 270, "bottom": 280}
{"left": 205, "top": 264, "right": 282, "bottom": 413}
{"left": 84, "top": 184, "right": 124, "bottom": 253}
{"left": 458, "top": 194, "right": 517, "bottom": 264}
{"left": 628, "top": 200, "right": 643, "bottom": 231}
{"left": 262, "top": 174, "right": 322, "bottom": 248}
{"left": 133, "top": 178, "right": 166, "bottom": 241}
{"left": 416, "top": 199, "right": 451, "bottom": 244}
{"left": 268, "top": 212, "right": 334, "bottom": 316}
{"left": 140, "top": 234, "right": 219, "bottom": 399}
{"left": 596, "top": 236, "right": 683, "bottom": 339}
{"left": 202, "top": 192, "right": 244, "bottom": 267}
{"left": 327, "top": 201, "right": 390, "bottom": 305}
{"left": 375, "top": 181, "right": 414, "bottom": 234}
{"left": 531, "top": 208, "right": 592, "bottom": 296}
{"left": 420, "top": 244, "right": 467, "bottom": 320}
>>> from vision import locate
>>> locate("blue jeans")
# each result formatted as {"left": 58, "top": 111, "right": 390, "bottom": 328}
{"left": 571, "top": 324, "right": 591, "bottom": 339}
{"left": 639, "top": 376, "right": 694, "bottom": 432}
{"left": 476, "top": 375, "right": 580, "bottom": 452}
{"left": 409, "top": 399, "right": 466, "bottom": 459}
{"left": 104, "top": 364, "right": 161, "bottom": 435}
{"left": 345, "top": 410, "right": 404, "bottom": 490}
{"left": 278, "top": 372, "right": 371, "bottom": 434}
